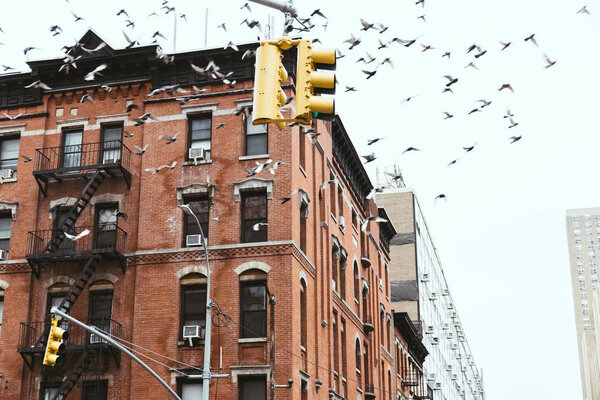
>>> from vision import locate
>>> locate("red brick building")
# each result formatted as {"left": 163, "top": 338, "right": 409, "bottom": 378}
{"left": 0, "top": 31, "right": 401, "bottom": 400}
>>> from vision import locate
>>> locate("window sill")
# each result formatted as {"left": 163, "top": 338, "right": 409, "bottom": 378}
{"left": 330, "top": 213, "right": 337, "bottom": 224}
{"left": 177, "top": 340, "right": 204, "bottom": 347}
{"left": 239, "top": 154, "right": 269, "bottom": 161}
{"left": 0, "top": 177, "right": 17, "bottom": 184}
{"left": 183, "top": 160, "right": 212, "bottom": 166}
{"left": 238, "top": 337, "right": 267, "bottom": 343}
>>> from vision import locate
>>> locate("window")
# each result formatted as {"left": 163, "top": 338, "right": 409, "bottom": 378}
{"left": 332, "top": 241, "right": 340, "bottom": 293}
{"left": 0, "top": 135, "right": 19, "bottom": 171}
{"left": 183, "top": 195, "right": 209, "bottom": 244}
{"left": 241, "top": 192, "right": 267, "bottom": 243}
{"left": 53, "top": 207, "right": 75, "bottom": 251}
{"left": 329, "top": 172, "right": 336, "bottom": 215}
{"left": 299, "top": 127, "right": 306, "bottom": 169}
{"left": 41, "top": 383, "right": 63, "bottom": 400}
{"left": 181, "top": 284, "right": 207, "bottom": 339}
{"left": 338, "top": 186, "right": 344, "bottom": 217}
{"left": 0, "top": 294, "right": 3, "bottom": 336}
{"left": 245, "top": 114, "right": 268, "bottom": 156}
{"left": 341, "top": 318, "right": 347, "bottom": 378}
{"left": 89, "top": 291, "right": 113, "bottom": 340}
{"left": 355, "top": 339, "right": 362, "bottom": 384}
{"left": 340, "top": 250, "right": 347, "bottom": 300}
{"left": 352, "top": 208, "right": 358, "bottom": 230}
{"left": 95, "top": 203, "right": 117, "bottom": 249}
{"left": 100, "top": 124, "right": 122, "bottom": 164}
{"left": 354, "top": 263, "right": 360, "bottom": 301}
{"left": 240, "top": 281, "right": 267, "bottom": 338}
{"left": 333, "top": 311, "right": 339, "bottom": 374}
{"left": 82, "top": 380, "right": 108, "bottom": 400}
{"left": 299, "top": 192, "right": 309, "bottom": 254}
{"left": 300, "top": 281, "right": 307, "bottom": 349}
{"left": 0, "top": 213, "right": 11, "bottom": 252}
{"left": 62, "top": 130, "right": 83, "bottom": 170}
{"left": 239, "top": 376, "right": 266, "bottom": 400}
{"left": 188, "top": 115, "right": 212, "bottom": 160}
{"left": 180, "top": 380, "right": 203, "bottom": 400}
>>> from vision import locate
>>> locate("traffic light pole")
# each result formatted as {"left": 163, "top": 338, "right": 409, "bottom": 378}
{"left": 49, "top": 307, "right": 182, "bottom": 400}
{"left": 248, "top": 0, "right": 297, "bottom": 35}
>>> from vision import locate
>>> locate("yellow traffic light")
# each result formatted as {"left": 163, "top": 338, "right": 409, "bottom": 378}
{"left": 252, "top": 41, "right": 289, "bottom": 130}
{"left": 295, "top": 41, "right": 336, "bottom": 125}
{"left": 43, "top": 318, "right": 68, "bottom": 367}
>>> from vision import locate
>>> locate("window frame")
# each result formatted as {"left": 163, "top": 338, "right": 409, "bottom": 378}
{"left": 182, "top": 194, "right": 210, "bottom": 246}
{"left": 238, "top": 375, "right": 267, "bottom": 400}
{"left": 82, "top": 379, "right": 108, "bottom": 400}
{"left": 0, "top": 134, "right": 20, "bottom": 171}
{"left": 0, "top": 211, "right": 11, "bottom": 252}
{"left": 187, "top": 114, "right": 212, "bottom": 161}
{"left": 180, "top": 284, "right": 207, "bottom": 341}
{"left": 99, "top": 123, "right": 123, "bottom": 165}
{"left": 241, "top": 191, "right": 268, "bottom": 243}
{"left": 244, "top": 112, "right": 268, "bottom": 156}
{"left": 239, "top": 280, "right": 267, "bottom": 338}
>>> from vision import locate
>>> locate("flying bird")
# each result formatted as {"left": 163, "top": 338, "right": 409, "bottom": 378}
{"left": 125, "top": 102, "right": 141, "bottom": 112}
{"left": 442, "top": 51, "right": 451, "bottom": 58}
{"left": 159, "top": 132, "right": 181, "bottom": 144}
{"left": 507, "top": 117, "right": 519, "bottom": 128}
{"left": 218, "top": 23, "right": 227, "bottom": 32}
{"left": 362, "top": 153, "right": 376, "bottom": 163}
{"left": 3, "top": 112, "right": 22, "bottom": 120}
{"left": 420, "top": 43, "right": 434, "bottom": 52}
{"left": 544, "top": 54, "right": 557, "bottom": 68}
{"left": 71, "top": 11, "right": 84, "bottom": 22}
{"left": 367, "top": 138, "right": 383, "bottom": 145}
{"left": 344, "top": 34, "right": 361, "bottom": 50}
{"left": 434, "top": 194, "right": 447, "bottom": 202}
{"left": 242, "top": 49, "right": 256, "bottom": 60}
{"left": 442, "top": 112, "right": 454, "bottom": 119}
{"left": 49, "top": 25, "right": 62, "bottom": 36}
{"left": 134, "top": 144, "right": 148, "bottom": 155}
{"left": 499, "top": 41, "right": 511, "bottom": 51}
{"left": 245, "top": 159, "right": 272, "bottom": 176}
{"left": 504, "top": 108, "right": 514, "bottom": 119}
{"left": 84, "top": 64, "right": 107, "bottom": 81}
{"left": 577, "top": 6, "right": 590, "bottom": 14}
{"left": 20, "top": 155, "right": 32, "bottom": 162}
{"left": 64, "top": 229, "right": 91, "bottom": 241}
{"left": 116, "top": 9, "right": 129, "bottom": 18}
{"left": 311, "top": 9, "right": 327, "bottom": 19}
{"left": 278, "top": 190, "right": 297, "bottom": 204}
{"left": 463, "top": 144, "right": 476, "bottom": 153}
{"left": 345, "top": 86, "right": 357, "bottom": 92}
{"left": 524, "top": 34, "right": 538, "bottom": 47}
{"left": 464, "top": 62, "right": 479, "bottom": 70}
{"left": 468, "top": 108, "right": 481, "bottom": 115}
{"left": 509, "top": 135, "right": 522, "bottom": 144}
{"left": 101, "top": 85, "right": 112, "bottom": 92}
{"left": 366, "top": 186, "right": 385, "bottom": 200}
{"left": 23, "top": 46, "right": 38, "bottom": 55}
{"left": 447, "top": 159, "right": 459, "bottom": 167}
{"left": 444, "top": 75, "right": 458, "bottom": 87}
{"left": 253, "top": 222, "right": 268, "bottom": 231}
{"left": 266, "top": 161, "right": 288, "bottom": 174}
{"left": 240, "top": 2, "right": 252, "bottom": 12}
{"left": 362, "top": 69, "right": 377, "bottom": 79}
{"left": 360, "top": 216, "right": 388, "bottom": 232}
{"left": 477, "top": 99, "right": 492, "bottom": 108}
{"left": 498, "top": 83, "right": 514, "bottom": 92}
{"left": 402, "top": 147, "right": 421, "bottom": 154}
{"left": 80, "top": 94, "right": 95, "bottom": 103}
{"left": 360, "top": 19, "right": 375, "bottom": 31}
{"left": 216, "top": 123, "right": 226, "bottom": 129}
{"left": 321, "top": 178, "right": 338, "bottom": 190}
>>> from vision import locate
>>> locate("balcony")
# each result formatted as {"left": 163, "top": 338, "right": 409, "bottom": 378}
{"left": 26, "top": 224, "right": 127, "bottom": 271}
{"left": 33, "top": 140, "right": 132, "bottom": 194}
{"left": 363, "top": 316, "right": 374, "bottom": 334}
{"left": 17, "top": 317, "right": 122, "bottom": 369}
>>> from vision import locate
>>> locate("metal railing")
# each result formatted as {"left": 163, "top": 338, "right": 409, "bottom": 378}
{"left": 26, "top": 224, "right": 127, "bottom": 257}
{"left": 34, "top": 140, "right": 131, "bottom": 174}
{"left": 18, "top": 317, "right": 122, "bottom": 351}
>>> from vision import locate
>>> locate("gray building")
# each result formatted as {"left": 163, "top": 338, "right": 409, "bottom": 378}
{"left": 566, "top": 208, "right": 600, "bottom": 400}
{"left": 377, "top": 188, "right": 485, "bottom": 400}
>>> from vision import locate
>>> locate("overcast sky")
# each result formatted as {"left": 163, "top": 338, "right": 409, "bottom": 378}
{"left": 2, "top": 0, "right": 596, "bottom": 398}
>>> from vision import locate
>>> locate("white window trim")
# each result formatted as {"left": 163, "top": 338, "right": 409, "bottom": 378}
{"left": 233, "top": 178, "right": 274, "bottom": 202}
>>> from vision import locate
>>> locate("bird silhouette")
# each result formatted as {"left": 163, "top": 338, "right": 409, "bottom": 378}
{"left": 509, "top": 135, "right": 522, "bottom": 144}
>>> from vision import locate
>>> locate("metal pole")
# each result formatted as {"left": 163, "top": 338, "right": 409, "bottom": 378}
{"left": 179, "top": 187, "right": 214, "bottom": 400}
{"left": 50, "top": 307, "right": 182, "bottom": 400}
{"left": 204, "top": 8, "right": 209, "bottom": 48}
{"left": 248, "top": 0, "right": 297, "bottom": 36}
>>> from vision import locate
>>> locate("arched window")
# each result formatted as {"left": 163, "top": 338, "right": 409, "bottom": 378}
{"left": 180, "top": 273, "right": 207, "bottom": 343}
{"left": 239, "top": 269, "right": 267, "bottom": 338}
{"left": 300, "top": 280, "right": 307, "bottom": 348}
{"left": 355, "top": 338, "right": 362, "bottom": 387}
{"left": 353, "top": 262, "right": 360, "bottom": 301}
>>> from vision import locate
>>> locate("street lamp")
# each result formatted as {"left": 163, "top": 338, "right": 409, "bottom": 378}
{"left": 179, "top": 203, "right": 212, "bottom": 400}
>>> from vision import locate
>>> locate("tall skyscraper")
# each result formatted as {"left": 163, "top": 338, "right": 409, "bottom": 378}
{"left": 566, "top": 208, "right": 600, "bottom": 399}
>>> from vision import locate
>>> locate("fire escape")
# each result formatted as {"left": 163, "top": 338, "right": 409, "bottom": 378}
{"left": 17, "top": 140, "right": 131, "bottom": 399}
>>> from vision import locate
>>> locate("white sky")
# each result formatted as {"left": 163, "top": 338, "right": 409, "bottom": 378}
{"left": 2, "top": 0, "right": 595, "bottom": 398}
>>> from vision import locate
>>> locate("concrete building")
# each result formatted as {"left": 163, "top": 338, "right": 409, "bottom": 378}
{"left": 0, "top": 31, "right": 400, "bottom": 400}
{"left": 377, "top": 189, "right": 485, "bottom": 400}
{"left": 566, "top": 207, "right": 600, "bottom": 400}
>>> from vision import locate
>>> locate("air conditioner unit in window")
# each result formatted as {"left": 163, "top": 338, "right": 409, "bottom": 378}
{"left": 0, "top": 169, "right": 13, "bottom": 179}
{"left": 425, "top": 325, "right": 434, "bottom": 334}
{"left": 452, "top": 374, "right": 458, "bottom": 380}
{"left": 189, "top": 147, "right": 207, "bottom": 163}
{"left": 89, "top": 333, "right": 108, "bottom": 344}
{"left": 183, "top": 325, "right": 205, "bottom": 346}
{"left": 186, "top": 234, "right": 204, "bottom": 247}
{"left": 420, "top": 273, "right": 429, "bottom": 282}
{"left": 429, "top": 292, "right": 437, "bottom": 300}
{"left": 338, "top": 216, "right": 346, "bottom": 230}
{"left": 446, "top": 364, "right": 452, "bottom": 371}
{"left": 434, "top": 382, "right": 442, "bottom": 390}
{"left": 0, "top": 249, "right": 7, "bottom": 261}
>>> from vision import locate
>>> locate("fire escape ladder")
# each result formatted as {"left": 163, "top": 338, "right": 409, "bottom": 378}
{"left": 31, "top": 255, "right": 102, "bottom": 349}
{"left": 49, "top": 351, "right": 87, "bottom": 400}
{"left": 44, "top": 170, "right": 108, "bottom": 254}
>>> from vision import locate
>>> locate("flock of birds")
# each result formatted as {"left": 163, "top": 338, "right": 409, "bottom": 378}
{"left": 0, "top": 1, "right": 590, "bottom": 219}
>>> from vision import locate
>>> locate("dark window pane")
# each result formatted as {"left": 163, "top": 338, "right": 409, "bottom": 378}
{"left": 102, "top": 126, "right": 122, "bottom": 163}
{"left": 182, "top": 286, "right": 207, "bottom": 328}
{"left": 242, "top": 193, "right": 267, "bottom": 243}
{"left": 184, "top": 197, "right": 209, "bottom": 241}
{"left": 191, "top": 118, "right": 211, "bottom": 140}
{"left": 246, "top": 134, "right": 267, "bottom": 156}
{"left": 240, "top": 377, "right": 266, "bottom": 400}
{"left": 82, "top": 380, "right": 108, "bottom": 400}
{"left": 240, "top": 282, "right": 266, "bottom": 338}
{"left": 243, "top": 195, "right": 267, "bottom": 219}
